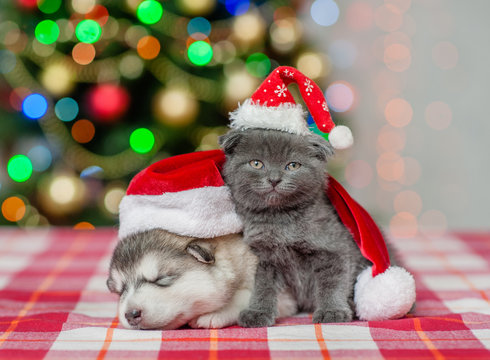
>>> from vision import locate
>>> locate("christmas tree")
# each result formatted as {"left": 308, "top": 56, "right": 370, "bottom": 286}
{"left": 0, "top": 0, "right": 333, "bottom": 228}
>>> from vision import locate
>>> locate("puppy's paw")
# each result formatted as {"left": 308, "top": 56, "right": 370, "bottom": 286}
{"left": 313, "top": 307, "right": 353, "bottom": 323}
{"left": 189, "top": 313, "right": 233, "bottom": 329}
{"left": 238, "top": 308, "right": 275, "bottom": 328}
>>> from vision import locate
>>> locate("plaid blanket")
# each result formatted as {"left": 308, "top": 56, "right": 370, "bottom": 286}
{"left": 0, "top": 229, "right": 489, "bottom": 359}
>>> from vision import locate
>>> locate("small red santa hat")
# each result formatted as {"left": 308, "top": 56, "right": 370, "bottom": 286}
{"left": 327, "top": 176, "right": 416, "bottom": 321}
{"left": 118, "top": 150, "right": 242, "bottom": 239}
{"left": 229, "top": 66, "right": 353, "bottom": 149}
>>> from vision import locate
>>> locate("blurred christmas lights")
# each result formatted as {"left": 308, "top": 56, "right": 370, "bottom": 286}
{"left": 54, "top": 97, "right": 79, "bottom": 122}
{"left": 1, "top": 0, "right": 339, "bottom": 228}
{"left": 35, "top": 20, "right": 60, "bottom": 44}
{"left": 72, "top": 43, "right": 96, "bottom": 65}
{"left": 137, "top": 36, "right": 161, "bottom": 60}
{"left": 27, "top": 145, "right": 52, "bottom": 172}
{"left": 38, "top": 0, "right": 62, "bottom": 14}
{"left": 75, "top": 19, "right": 102, "bottom": 44}
{"left": 71, "top": 119, "right": 96, "bottom": 143}
{"left": 0, "top": 50, "right": 16, "bottom": 74}
{"left": 188, "top": 17, "right": 211, "bottom": 37}
{"left": 7, "top": 155, "right": 33, "bottom": 183}
{"left": 137, "top": 0, "right": 164, "bottom": 25}
{"left": 1, "top": 196, "right": 26, "bottom": 222}
{"left": 325, "top": 82, "right": 355, "bottom": 113}
{"left": 245, "top": 53, "right": 271, "bottom": 78}
{"left": 187, "top": 40, "right": 213, "bottom": 65}
{"left": 130, "top": 128, "right": 155, "bottom": 154}
{"left": 22, "top": 93, "right": 48, "bottom": 119}
{"left": 311, "top": 0, "right": 339, "bottom": 27}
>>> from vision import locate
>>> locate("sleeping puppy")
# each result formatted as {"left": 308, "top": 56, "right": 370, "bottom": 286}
{"left": 107, "top": 228, "right": 296, "bottom": 330}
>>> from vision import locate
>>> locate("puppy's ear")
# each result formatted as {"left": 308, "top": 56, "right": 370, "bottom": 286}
{"left": 219, "top": 130, "right": 243, "bottom": 155}
{"left": 186, "top": 241, "right": 215, "bottom": 264}
{"left": 106, "top": 277, "right": 118, "bottom": 293}
{"left": 307, "top": 134, "right": 334, "bottom": 161}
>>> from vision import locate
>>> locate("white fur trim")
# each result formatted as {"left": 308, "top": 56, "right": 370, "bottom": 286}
{"left": 229, "top": 99, "right": 310, "bottom": 135}
{"left": 354, "top": 266, "right": 416, "bottom": 321}
{"left": 118, "top": 186, "right": 243, "bottom": 239}
{"left": 328, "top": 125, "right": 353, "bottom": 149}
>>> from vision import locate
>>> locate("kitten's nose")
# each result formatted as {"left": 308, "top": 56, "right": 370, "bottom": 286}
{"left": 125, "top": 309, "right": 142, "bottom": 326}
{"left": 268, "top": 178, "right": 281, "bottom": 187}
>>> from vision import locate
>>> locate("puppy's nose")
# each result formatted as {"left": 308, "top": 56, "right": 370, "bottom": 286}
{"left": 125, "top": 309, "right": 142, "bottom": 326}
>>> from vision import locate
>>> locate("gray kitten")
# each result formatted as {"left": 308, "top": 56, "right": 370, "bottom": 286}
{"left": 219, "top": 128, "right": 371, "bottom": 327}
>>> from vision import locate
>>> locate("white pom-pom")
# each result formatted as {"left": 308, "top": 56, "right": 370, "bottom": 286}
{"left": 354, "top": 266, "right": 416, "bottom": 321}
{"left": 329, "top": 125, "right": 353, "bottom": 149}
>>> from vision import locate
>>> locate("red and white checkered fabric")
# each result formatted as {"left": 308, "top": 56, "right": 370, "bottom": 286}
{"left": 0, "top": 229, "right": 489, "bottom": 359}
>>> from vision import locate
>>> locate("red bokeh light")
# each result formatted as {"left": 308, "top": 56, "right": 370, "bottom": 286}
{"left": 87, "top": 84, "right": 130, "bottom": 122}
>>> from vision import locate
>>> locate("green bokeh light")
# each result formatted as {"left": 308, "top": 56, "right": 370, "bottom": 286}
{"left": 7, "top": 155, "right": 33, "bottom": 183}
{"left": 37, "top": 0, "right": 62, "bottom": 14}
{"left": 187, "top": 41, "right": 213, "bottom": 66}
{"left": 130, "top": 128, "right": 155, "bottom": 154}
{"left": 137, "top": 0, "right": 164, "bottom": 25}
{"left": 245, "top": 53, "right": 271, "bottom": 77}
{"left": 75, "top": 19, "right": 102, "bottom": 44}
{"left": 35, "top": 20, "right": 60, "bottom": 45}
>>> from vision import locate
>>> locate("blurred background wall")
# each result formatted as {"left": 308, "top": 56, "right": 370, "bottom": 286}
{"left": 303, "top": 0, "right": 490, "bottom": 235}
{"left": 0, "top": 0, "right": 487, "bottom": 234}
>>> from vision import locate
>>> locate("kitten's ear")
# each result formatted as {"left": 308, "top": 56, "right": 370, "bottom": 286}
{"left": 307, "top": 135, "right": 335, "bottom": 161}
{"left": 219, "top": 130, "right": 243, "bottom": 155}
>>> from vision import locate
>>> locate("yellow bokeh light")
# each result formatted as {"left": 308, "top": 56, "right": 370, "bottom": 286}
{"left": 176, "top": 0, "right": 216, "bottom": 15}
{"left": 104, "top": 187, "right": 126, "bottom": 215}
{"left": 233, "top": 13, "right": 266, "bottom": 44}
{"left": 153, "top": 88, "right": 198, "bottom": 127}
{"left": 40, "top": 63, "right": 75, "bottom": 96}
{"left": 296, "top": 52, "right": 329, "bottom": 80}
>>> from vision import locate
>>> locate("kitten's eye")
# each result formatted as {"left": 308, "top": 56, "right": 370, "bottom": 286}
{"left": 285, "top": 162, "right": 301, "bottom": 171}
{"left": 249, "top": 160, "right": 264, "bottom": 169}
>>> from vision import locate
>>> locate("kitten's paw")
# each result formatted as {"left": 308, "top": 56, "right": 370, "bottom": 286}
{"left": 313, "top": 307, "right": 353, "bottom": 323}
{"left": 189, "top": 313, "right": 232, "bottom": 329}
{"left": 238, "top": 309, "right": 275, "bottom": 328}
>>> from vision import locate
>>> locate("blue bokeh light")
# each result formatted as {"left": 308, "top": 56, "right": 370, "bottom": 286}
{"left": 311, "top": 0, "right": 340, "bottom": 27}
{"left": 187, "top": 17, "right": 211, "bottom": 37}
{"left": 225, "top": 0, "right": 250, "bottom": 16}
{"left": 80, "top": 165, "right": 104, "bottom": 178}
{"left": 22, "top": 93, "right": 48, "bottom": 119}
{"left": 54, "top": 97, "right": 79, "bottom": 122}
{"left": 27, "top": 145, "right": 53, "bottom": 172}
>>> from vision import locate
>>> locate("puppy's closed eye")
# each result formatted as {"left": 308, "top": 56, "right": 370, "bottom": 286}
{"left": 153, "top": 275, "right": 178, "bottom": 287}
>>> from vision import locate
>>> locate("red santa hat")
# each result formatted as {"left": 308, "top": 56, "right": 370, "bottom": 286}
{"left": 229, "top": 66, "right": 353, "bottom": 149}
{"left": 118, "top": 150, "right": 242, "bottom": 239}
{"left": 118, "top": 149, "right": 415, "bottom": 321}
{"left": 327, "top": 177, "right": 416, "bottom": 321}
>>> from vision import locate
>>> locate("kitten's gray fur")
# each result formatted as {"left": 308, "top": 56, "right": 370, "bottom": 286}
{"left": 219, "top": 128, "right": 371, "bottom": 327}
